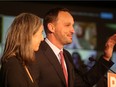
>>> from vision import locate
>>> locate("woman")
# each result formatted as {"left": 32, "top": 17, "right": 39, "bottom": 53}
{"left": 0, "top": 13, "right": 44, "bottom": 87}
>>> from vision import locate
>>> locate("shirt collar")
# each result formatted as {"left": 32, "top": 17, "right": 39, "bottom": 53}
{"left": 45, "top": 38, "right": 63, "bottom": 56}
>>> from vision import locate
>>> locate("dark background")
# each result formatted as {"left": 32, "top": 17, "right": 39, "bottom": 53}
{"left": 0, "top": 1, "right": 116, "bottom": 17}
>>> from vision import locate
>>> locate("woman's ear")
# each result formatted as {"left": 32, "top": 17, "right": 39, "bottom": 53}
{"left": 47, "top": 23, "right": 55, "bottom": 33}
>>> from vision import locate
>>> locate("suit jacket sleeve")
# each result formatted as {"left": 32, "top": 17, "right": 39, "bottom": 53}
{"left": 74, "top": 55, "right": 114, "bottom": 87}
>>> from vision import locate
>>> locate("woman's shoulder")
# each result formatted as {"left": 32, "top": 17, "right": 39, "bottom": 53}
{"left": 2, "top": 56, "right": 22, "bottom": 70}
{"left": 5, "top": 56, "right": 19, "bottom": 63}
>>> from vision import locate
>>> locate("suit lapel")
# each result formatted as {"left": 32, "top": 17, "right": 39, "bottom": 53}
{"left": 41, "top": 41, "right": 66, "bottom": 85}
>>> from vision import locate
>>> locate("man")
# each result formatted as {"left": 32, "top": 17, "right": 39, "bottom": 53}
{"left": 30, "top": 8, "right": 115, "bottom": 87}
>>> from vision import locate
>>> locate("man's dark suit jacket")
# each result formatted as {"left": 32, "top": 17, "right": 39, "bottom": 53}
{"left": 30, "top": 40, "right": 114, "bottom": 87}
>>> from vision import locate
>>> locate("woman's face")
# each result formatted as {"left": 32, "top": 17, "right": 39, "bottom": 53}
{"left": 32, "top": 25, "right": 44, "bottom": 51}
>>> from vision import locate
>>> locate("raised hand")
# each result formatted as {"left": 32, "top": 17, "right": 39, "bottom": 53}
{"left": 103, "top": 34, "right": 116, "bottom": 61}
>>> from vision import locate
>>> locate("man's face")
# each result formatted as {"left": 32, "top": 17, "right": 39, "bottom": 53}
{"left": 53, "top": 11, "right": 75, "bottom": 46}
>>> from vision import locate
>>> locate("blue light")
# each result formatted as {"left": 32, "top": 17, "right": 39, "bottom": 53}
{"left": 100, "top": 12, "right": 113, "bottom": 19}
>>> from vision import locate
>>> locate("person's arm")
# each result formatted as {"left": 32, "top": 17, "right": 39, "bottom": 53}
{"left": 74, "top": 34, "right": 116, "bottom": 87}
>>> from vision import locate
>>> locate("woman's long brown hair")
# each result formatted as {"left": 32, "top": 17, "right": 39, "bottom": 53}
{"left": 1, "top": 13, "right": 42, "bottom": 65}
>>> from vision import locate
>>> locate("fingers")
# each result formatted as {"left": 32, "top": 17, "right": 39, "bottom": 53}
{"left": 103, "top": 34, "right": 116, "bottom": 61}
{"left": 105, "top": 34, "right": 116, "bottom": 47}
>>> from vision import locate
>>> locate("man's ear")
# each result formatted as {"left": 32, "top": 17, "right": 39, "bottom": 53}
{"left": 47, "top": 23, "right": 55, "bottom": 33}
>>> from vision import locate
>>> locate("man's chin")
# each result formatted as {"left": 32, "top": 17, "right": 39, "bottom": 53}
{"left": 67, "top": 41, "right": 72, "bottom": 44}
